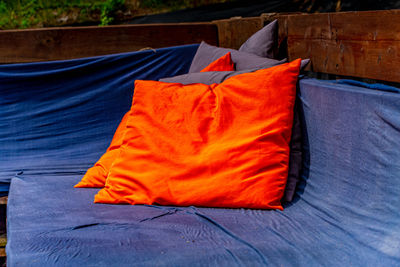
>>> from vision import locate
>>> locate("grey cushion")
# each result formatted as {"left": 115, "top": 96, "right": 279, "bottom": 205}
{"left": 300, "top": 58, "right": 310, "bottom": 69}
{"left": 188, "top": 41, "right": 286, "bottom": 73}
{"left": 284, "top": 99, "right": 303, "bottom": 203}
{"left": 160, "top": 69, "right": 256, "bottom": 84}
{"left": 239, "top": 19, "right": 277, "bottom": 58}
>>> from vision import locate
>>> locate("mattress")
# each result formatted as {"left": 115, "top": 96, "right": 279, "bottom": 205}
{"left": 7, "top": 79, "right": 400, "bottom": 266}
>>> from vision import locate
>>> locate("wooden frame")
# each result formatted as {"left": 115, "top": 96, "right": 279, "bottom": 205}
{"left": 0, "top": 23, "right": 218, "bottom": 63}
{"left": 1, "top": 11, "right": 399, "bottom": 80}
{"left": 282, "top": 10, "right": 400, "bottom": 83}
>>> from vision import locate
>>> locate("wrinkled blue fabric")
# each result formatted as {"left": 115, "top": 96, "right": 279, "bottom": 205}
{"left": 337, "top": 79, "right": 400, "bottom": 93}
{"left": 6, "top": 77, "right": 400, "bottom": 266}
{"left": 0, "top": 44, "right": 199, "bottom": 195}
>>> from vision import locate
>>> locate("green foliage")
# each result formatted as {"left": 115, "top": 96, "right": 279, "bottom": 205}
{"left": 0, "top": 2, "right": 8, "bottom": 28}
{"left": 0, "top": 0, "right": 39, "bottom": 29}
{"left": 0, "top": 2, "right": 7, "bottom": 13}
{"left": 0, "top": 0, "right": 230, "bottom": 29}
{"left": 100, "top": 0, "right": 125, "bottom": 26}
{"left": 0, "top": 0, "right": 126, "bottom": 29}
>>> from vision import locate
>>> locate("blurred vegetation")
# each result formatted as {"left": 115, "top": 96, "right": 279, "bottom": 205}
{"left": 0, "top": 0, "right": 127, "bottom": 29}
{"left": 0, "top": 0, "right": 231, "bottom": 29}
{"left": 1, "top": 0, "right": 399, "bottom": 29}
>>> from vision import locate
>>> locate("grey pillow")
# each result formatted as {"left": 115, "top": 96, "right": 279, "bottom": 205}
{"left": 160, "top": 69, "right": 256, "bottom": 84}
{"left": 239, "top": 19, "right": 277, "bottom": 58}
{"left": 284, "top": 98, "right": 302, "bottom": 203}
{"left": 160, "top": 70, "right": 303, "bottom": 203}
{"left": 188, "top": 41, "right": 286, "bottom": 73}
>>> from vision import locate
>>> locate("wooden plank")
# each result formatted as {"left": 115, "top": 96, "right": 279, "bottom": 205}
{"left": 286, "top": 11, "right": 400, "bottom": 82}
{"left": 288, "top": 38, "right": 400, "bottom": 81}
{"left": 213, "top": 17, "right": 263, "bottom": 49}
{"left": 0, "top": 23, "right": 218, "bottom": 63}
{"left": 213, "top": 13, "right": 287, "bottom": 51}
{"left": 275, "top": 14, "right": 290, "bottom": 60}
{"left": 287, "top": 10, "right": 400, "bottom": 41}
{"left": 0, "top": 233, "right": 6, "bottom": 258}
{"left": 0, "top": 236, "right": 6, "bottom": 248}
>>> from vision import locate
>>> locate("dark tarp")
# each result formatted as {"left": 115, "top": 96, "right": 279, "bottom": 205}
{"left": 0, "top": 44, "right": 199, "bottom": 195}
{"left": 6, "top": 78, "right": 400, "bottom": 266}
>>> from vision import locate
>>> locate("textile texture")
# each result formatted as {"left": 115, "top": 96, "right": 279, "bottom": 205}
{"left": 160, "top": 69, "right": 304, "bottom": 203}
{"left": 188, "top": 41, "right": 286, "bottom": 73}
{"left": 75, "top": 49, "right": 233, "bottom": 189}
{"left": 0, "top": 44, "right": 199, "bottom": 195}
{"left": 239, "top": 19, "right": 277, "bottom": 58}
{"left": 6, "top": 78, "right": 400, "bottom": 266}
{"left": 200, "top": 52, "right": 234, "bottom": 72}
{"left": 94, "top": 60, "right": 301, "bottom": 209}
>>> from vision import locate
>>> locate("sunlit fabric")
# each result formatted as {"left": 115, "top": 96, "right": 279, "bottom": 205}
{"left": 94, "top": 60, "right": 301, "bottom": 209}
{"left": 200, "top": 52, "right": 235, "bottom": 72}
{"left": 0, "top": 44, "right": 199, "bottom": 195}
{"left": 74, "top": 111, "right": 130, "bottom": 188}
{"left": 75, "top": 50, "right": 235, "bottom": 189}
{"left": 7, "top": 78, "right": 400, "bottom": 266}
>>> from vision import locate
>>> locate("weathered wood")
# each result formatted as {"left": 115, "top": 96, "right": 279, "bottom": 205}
{"left": 2, "top": 10, "right": 400, "bottom": 82}
{"left": 0, "top": 234, "right": 6, "bottom": 259}
{"left": 213, "top": 13, "right": 287, "bottom": 53}
{"left": 0, "top": 23, "right": 218, "bottom": 63}
{"left": 0, "top": 236, "right": 6, "bottom": 248}
{"left": 0, "top": 197, "right": 8, "bottom": 250}
{"left": 275, "top": 14, "right": 291, "bottom": 61}
{"left": 286, "top": 10, "right": 400, "bottom": 82}
{"left": 0, "top": 248, "right": 5, "bottom": 258}
{"left": 287, "top": 10, "right": 400, "bottom": 41}
{"left": 288, "top": 38, "right": 400, "bottom": 81}
{"left": 213, "top": 16, "right": 263, "bottom": 49}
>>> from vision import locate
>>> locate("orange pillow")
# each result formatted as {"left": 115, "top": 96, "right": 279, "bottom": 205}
{"left": 75, "top": 54, "right": 235, "bottom": 189}
{"left": 94, "top": 59, "right": 301, "bottom": 209}
{"left": 74, "top": 112, "right": 130, "bottom": 188}
{"left": 200, "top": 52, "right": 234, "bottom": 72}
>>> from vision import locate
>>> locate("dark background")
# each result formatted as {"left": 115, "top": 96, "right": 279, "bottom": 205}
{"left": 127, "top": 0, "right": 400, "bottom": 24}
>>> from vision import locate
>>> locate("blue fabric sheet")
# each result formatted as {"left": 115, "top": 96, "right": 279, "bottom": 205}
{"left": 0, "top": 44, "right": 199, "bottom": 195}
{"left": 6, "top": 77, "right": 400, "bottom": 266}
{"left": 337, "top": 79, "right": 400, "bottom": 93}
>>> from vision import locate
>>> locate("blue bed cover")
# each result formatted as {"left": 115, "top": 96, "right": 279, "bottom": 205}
{"left": 2, "top": 47, "right": 400, "bottom": 266}
{"left": 0, "top": 44, "right": 198, "bottom": 195}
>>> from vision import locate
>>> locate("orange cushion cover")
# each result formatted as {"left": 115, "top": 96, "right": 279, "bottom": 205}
{"left": 94, "top": 59, "right": 301, "bottom": 209}
{"left": 75, "top": 53, "right": 235, "bottom": 188}
{"left": 74, "top": 112, "right": 129, "bottom": 188}
{"left": 200, "top": 52, "right": 234, "bottom": 72}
